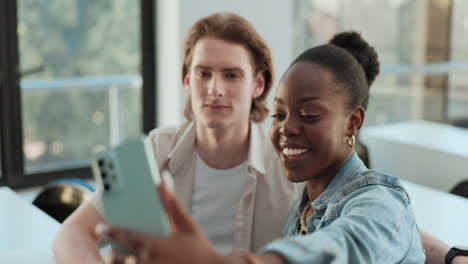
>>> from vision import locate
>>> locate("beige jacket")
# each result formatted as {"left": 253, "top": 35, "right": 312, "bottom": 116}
{"left": 148, "top": 121, "right": 301, "bottom": 252}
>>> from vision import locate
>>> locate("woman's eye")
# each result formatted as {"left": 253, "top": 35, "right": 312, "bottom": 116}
{"left": 271, "top": 114, "right": 285, "bottom": 120}
{"left": 301, "top": 115, "right": 320, "bottom": 121}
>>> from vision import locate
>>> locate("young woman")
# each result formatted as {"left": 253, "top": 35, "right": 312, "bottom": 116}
{"left": 96, "top": 31, "right": 426, "bottom": 263}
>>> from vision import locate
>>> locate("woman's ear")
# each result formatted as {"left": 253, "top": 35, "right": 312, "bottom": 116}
{"left": 348, "top": 106, "right": 365, "bottom": 136}
{"left": 252, "top": 72, "right": 265, "bottom": 99}
{"left": 183, "top": 74, "right": 191, "bottom": 96}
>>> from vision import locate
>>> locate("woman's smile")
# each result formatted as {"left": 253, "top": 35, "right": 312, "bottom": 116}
{"left": 278, "top": 143, "right": 311, "bottom": 166}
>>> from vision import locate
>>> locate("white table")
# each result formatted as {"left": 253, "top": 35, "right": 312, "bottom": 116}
{"left": 0, "top": 181, "right": 467, "bottom": 262}
{"left": 0, "top": 187, "right": 60, "bottom": 263}
{"left": 403, "top": 180, "right": 468, "bottom": 246}
{"left": 361, "top": 120, "right": 468, "bottom": 192}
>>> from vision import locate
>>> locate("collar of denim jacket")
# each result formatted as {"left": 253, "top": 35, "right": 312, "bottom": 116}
{"left": 304, "top": 152, "right": 367, "bottom": 212}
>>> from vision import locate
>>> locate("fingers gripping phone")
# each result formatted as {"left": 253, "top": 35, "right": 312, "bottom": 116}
{"left": 92, "top": 137, "right": 171, "bottom": 241}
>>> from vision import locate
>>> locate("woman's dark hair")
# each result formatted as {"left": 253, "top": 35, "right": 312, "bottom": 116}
{"left": 291, "top": 31, "right": 380, "bottom": 110}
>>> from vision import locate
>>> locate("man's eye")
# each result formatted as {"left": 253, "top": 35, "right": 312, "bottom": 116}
{"left": 197, "top": 71, "right": 211, "bottom": 78}
{"left": 225, "top": 73, "right": 240, "bottom": 79}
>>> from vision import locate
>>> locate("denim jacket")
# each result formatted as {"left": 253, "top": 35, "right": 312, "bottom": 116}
{"left": 263, "top": 152, "right": 425, "bottom": 263}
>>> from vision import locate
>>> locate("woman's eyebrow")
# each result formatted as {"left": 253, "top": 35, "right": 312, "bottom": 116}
{"left": 274, "top": 96, "right": 321, "bottom": 105}
{"left": 273, "top": 97, "right": 285, "bottom": 104}
{"left": 297, "top": 96, "right": 320, "bottom": 104}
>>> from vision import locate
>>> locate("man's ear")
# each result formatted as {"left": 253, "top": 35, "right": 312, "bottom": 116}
{"left": 252, "top": 72, "right": 265, "bottom": 99}
{"left": 183, "top": 74, "right": 191, "bottom": 95}
{"left": 347, "top": 106, "right": 365, "bottom": 136}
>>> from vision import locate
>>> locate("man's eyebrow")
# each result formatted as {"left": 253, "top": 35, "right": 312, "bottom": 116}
{"left": 193, "top": 65, "right": 244, "bottom": 72}
{"left": 221, "top": 67, "right": 244, "bottom": 72}
{"left": 193, "top": 64, "right": 211, "bottom": 70}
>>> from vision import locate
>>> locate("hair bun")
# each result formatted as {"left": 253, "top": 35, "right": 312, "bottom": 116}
{"left": 329, "top": 31, "right": 380, "bottom": 87}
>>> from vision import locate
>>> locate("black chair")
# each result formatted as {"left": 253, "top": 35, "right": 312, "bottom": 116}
{"left": 452, "top": 119, "right": 468, "bottom": 129}
{"left": 450, "top": 180, "right": 468, "bottom": 199}
{"left": 355, "top": 135, "right": 370, "bottom": 168}
{"left": 33, "top": 178, "right": 95, "bottom": 223}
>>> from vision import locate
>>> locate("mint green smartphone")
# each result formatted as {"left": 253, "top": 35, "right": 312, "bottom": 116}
{"left": 92, "top": 136, "right": 171, "bottom": 239}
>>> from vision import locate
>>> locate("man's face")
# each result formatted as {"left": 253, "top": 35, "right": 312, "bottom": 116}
{"left": 185, "top": 37, "right": 264, "bottom": 129}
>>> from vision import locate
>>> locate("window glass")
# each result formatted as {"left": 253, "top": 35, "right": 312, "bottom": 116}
{"left": 294, "top": 0, "right": 467, "bottom": 125}
{"left": 18, "top": 1, "right": 142, "bottom": 173}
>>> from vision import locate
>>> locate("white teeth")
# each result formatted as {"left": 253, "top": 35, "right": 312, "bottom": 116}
{"left": 282, "top": 148, "right": 308, "bottom": 156}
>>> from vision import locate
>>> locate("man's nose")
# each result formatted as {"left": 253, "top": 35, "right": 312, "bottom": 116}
{"left": 207, "top": 76, "right": 225, "bottom": 97}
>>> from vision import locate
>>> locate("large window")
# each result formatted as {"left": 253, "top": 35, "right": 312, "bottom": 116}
{"left": 449, "top": 0, "right": 468, "bottom": 121}
{"left": 293, "top": 0, "right": 468, "bottom": 126}
{"left": 19, "top": 1, "right": 143, "bottom": 173}
{"left": 0, "top": 0, "right": 157, "bottom": 189}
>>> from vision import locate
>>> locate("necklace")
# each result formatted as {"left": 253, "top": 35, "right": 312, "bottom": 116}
{"left": 299, "top": 203, "right": 311, "bottom": 235}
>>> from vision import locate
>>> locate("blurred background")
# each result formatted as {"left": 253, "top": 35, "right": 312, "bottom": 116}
{"left": 1, "top": 0, "right": 467, "bottom": 194}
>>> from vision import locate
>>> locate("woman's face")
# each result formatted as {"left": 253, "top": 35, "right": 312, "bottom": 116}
{"left": 269, "top": 62, "right": 358, "bottom": 183}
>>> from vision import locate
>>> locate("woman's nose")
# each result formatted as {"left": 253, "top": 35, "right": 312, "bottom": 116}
{"left": 279, "top": 118, "right": 300, "bottom": 136}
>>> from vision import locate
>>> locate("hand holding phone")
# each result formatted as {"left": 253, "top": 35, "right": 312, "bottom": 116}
{"left": 92, "top": 137, "right": 171, "bottom": 239}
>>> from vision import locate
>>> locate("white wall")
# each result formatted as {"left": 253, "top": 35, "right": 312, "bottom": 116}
{"left": 156, "top": 0, "right": 182, "bottom": 127}
{"left": 157, "top": 0, "right": 295, "bottom": 127}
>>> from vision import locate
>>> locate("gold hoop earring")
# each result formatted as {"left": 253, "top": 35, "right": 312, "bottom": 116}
{"left": 347, "top": 135, "right": 355, "bottom": 148}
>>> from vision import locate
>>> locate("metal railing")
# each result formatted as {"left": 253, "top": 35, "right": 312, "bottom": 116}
{"left": 21, "top": 74, "right": 142, "bottom": 148}
{"left": 20, "top": 74, "right": 142, "bottom": 173}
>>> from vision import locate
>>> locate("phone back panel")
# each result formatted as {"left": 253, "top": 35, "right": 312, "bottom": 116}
{"left": 92, "top": 137, "right": 170, "bottom": 236}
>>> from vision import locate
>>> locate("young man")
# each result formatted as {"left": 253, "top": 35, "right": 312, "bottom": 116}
{"left": 53, "top": 13, "right": 300, "bottom": 263}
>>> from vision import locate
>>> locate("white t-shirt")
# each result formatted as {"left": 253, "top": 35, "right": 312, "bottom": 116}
{"left": 191, "top": 153, "right": 249, "bottom": 255}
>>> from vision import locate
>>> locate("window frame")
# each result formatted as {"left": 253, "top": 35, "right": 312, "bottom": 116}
{"left": 0, "top": 0, "right": 158, "bottom": 190}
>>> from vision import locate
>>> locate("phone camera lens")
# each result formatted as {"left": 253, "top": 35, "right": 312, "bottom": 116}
{"left": 104, "top": 183, "right": 111, "bottom": 191}
{"left": 101, "top": 172, "right": 107, "bottom": 178}
{"left": 98, "top": 159, "right": 105, "bottom": 167}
